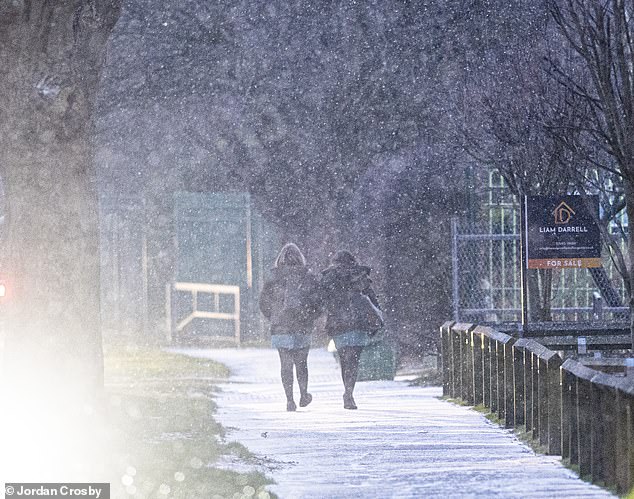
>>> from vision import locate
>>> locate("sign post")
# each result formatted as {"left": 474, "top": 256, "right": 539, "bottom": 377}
{"left": 520, "top": 197, "right": 529, "bottom": 335}
{"left": 520, "top": 195, "right": 601, "bottom": 334}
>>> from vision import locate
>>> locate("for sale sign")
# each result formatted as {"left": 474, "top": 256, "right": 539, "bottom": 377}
{"left": 524, "top": 195, "right": 601, "bottom": 269}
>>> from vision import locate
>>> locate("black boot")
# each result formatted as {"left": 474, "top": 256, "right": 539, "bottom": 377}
{"left": 287, "top": 400, "right": 297, "bottom": 412}
{"left": 343, "top": 393, "right": 357, "bottom": 410}
{"left": 299, "top": 393, "right": 313, "bottom": 407}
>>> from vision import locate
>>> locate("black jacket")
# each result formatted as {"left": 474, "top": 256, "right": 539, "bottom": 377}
{"left": 259, "top": 265, "right": 321, "bottom": 335}
{"left": 320, "top": 262, "right": 380, "bottom": 337}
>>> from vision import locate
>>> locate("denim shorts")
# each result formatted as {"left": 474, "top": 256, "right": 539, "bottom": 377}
{"left": 271, "top": 333, "right": 311, "bottom": 350}
{"left": 332, "top": 330, "right": 370, "bottom": 349}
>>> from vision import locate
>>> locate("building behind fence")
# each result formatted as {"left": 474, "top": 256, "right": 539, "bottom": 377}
{"left": 453, "top": 171, "right": 628, "bottom": 324}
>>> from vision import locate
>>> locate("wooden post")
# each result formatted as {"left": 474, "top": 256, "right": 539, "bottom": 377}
{"left": 569, "top": 372, "right": 579, "bottom": 466}
{"left": 614, "top": 388, "right": 628, "bottom": 493}
{"left": 565, "top": 361, "right": 600, "bottom": 475}
{"left": 625, "top": 392, "right": 634, "bottom": 490}
{"left": 590, "top": 383, "right": 603, "bottom": 484}
{"left": 532, "top": 350, "right": 540, "bottom": 442}
{"left": 451, "top": 324, "right": 474, "bottom": 402}
{"left": 547, "top": 353, "right": 562, "bottom": 455}
{"left": 462, "top": 328, "right": 472, "bottom": 403}
{"left": 524, "top": 345, "right": 533, "bottom": 435}
{"left": 497, "top": 338, "right": 506, "bottom": 422}
{"left": 458, "top": 326, "right": 466, "bottom": 401}
{"left": 560, "top": 362, "right": 575, "bottom": 462}
{"left": 504, "top": 338, "right": 516, "bottom": 428}
{"left": 521, "top": 341, "right": 550, "bottom": 444}
{"left": 490, "top": 338, "right": 499, "bottom": 414}
{"left": 446, "top": 324, "right": 454, "bottom": 398}
{"left": 577, "top": 378, "right": 592, "bottom": 478}
{"left": 556, "top": 364, "right": 630, "bottom": 492}
{"left": 603, "top": 386, "right": 617, "bottom": 488}
{"left": 449, "top": 325, "right": 460, "bottom": 398}
{"left": 589, "top": 375, "right": 620, "bottom": 489}
{"left": 483, "top": 335, "right": 491, "bottom": 408}
{"left": 513, "top": 339, "right": 528, "bottom": 427}
{"left": 471, "top": 328, "right": 484, "bottom": 406}
{"left": 538, "top": 356, "right": 549, "bottom": 448}
{"left": 615, "top": 382, "right": 633, "bottom": 494}
{"left": 440, "top": 322, "right": 454, "bottom": 397}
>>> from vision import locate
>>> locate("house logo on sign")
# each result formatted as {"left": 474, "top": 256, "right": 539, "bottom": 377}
{"left": 553, "top": 201, "right": 575, "bottom": 224}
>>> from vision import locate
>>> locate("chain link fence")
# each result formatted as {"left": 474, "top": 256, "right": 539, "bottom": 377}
{"left": 451, "top": 218, "right": 629, "bottom": 325}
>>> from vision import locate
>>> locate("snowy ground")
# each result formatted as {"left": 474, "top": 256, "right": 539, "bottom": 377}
{"left": 175, "top": 347, "right": 614, "bottom": 499}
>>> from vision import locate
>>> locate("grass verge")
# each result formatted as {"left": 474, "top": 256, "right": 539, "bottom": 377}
{"left": 103, "top": 345, "right": 275, "bottom": 499}
{"left": 438, "top": 395, "right": 470, "bottom": 406}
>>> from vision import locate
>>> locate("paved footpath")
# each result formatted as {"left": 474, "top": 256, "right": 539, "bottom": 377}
{"left": 178, "top": 347, "right": 614, "bottom": 499}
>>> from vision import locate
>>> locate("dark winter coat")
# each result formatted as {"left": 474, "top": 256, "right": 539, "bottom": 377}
{"left": 320, "top": 262, "right": 381, "bottom": 337}
{"left": 259, "top": 266, "right": 322, "bottom": 335}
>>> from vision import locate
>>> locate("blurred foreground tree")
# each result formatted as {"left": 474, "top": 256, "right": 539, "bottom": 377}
{"left": 0, "top": 0, "right": 121, "bottom": 476}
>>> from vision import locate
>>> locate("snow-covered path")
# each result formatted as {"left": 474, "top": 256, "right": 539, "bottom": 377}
{"left": 179, "top": 347, "right": 613, "bottom": 498}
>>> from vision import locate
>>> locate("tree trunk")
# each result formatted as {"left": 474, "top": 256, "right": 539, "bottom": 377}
{"left": 527, "top": 269, "right": 553, "bottom": 322}
{"left": 0, "top": 1, "right": 121, "bottom": 478}
{"left": 539, "top": 269, "right": 553, "bottom": 321}
{"left": 625, "top": 181, "right": 634, "bottom": 349}
{"left": 528, "top": 270, "right": 540, "bottom": 322}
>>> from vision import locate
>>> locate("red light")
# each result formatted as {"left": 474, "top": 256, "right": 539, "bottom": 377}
{"left": 0, "top": 283, "right": 7, "bottom": 298}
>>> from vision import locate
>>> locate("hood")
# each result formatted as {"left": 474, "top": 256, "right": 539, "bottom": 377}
{"left": 321, "top": 263, "right": 371, "bottom": 288}
{"left": 270, "top": 265, "right": 308, "bottom": 284}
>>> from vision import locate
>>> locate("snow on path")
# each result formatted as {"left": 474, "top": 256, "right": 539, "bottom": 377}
{"left": 176, "top": 347, "right": 614, "bottom": 499}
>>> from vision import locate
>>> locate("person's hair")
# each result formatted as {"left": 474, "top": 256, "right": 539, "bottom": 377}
{"left": 330, "top": 250, "right": 357, "bottom": 266}
{"left": 274, "top": 242, "right": 307, "bottom": 267}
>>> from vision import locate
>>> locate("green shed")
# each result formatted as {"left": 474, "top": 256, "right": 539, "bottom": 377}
{"left": 170, "top": 192, "right": 279, "bottom": 343}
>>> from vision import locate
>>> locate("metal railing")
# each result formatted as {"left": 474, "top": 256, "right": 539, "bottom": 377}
{"left": 166, "top": 282, "right": 240, "bottom": 344}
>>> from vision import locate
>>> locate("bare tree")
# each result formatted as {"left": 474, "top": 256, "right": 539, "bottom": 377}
{"left": 0, "top": 0, "right": 121, "bottom": 476}
{"left": 549, "top": 0, "right": 634, "bottom": 340}
{"left": 462, "top": 33, "right": 578, "bottom": 321}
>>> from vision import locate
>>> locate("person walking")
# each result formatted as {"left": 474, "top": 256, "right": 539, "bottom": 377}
{"left": 320, "top": 250, "right": 383, "bottom": 410}
{"left": 259, "top": 243, "right": 321, "bottom": 412}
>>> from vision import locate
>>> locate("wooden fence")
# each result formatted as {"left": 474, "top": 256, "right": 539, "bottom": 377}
{"left": 440, "top": 321, "right": 634, "bottom": 494}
